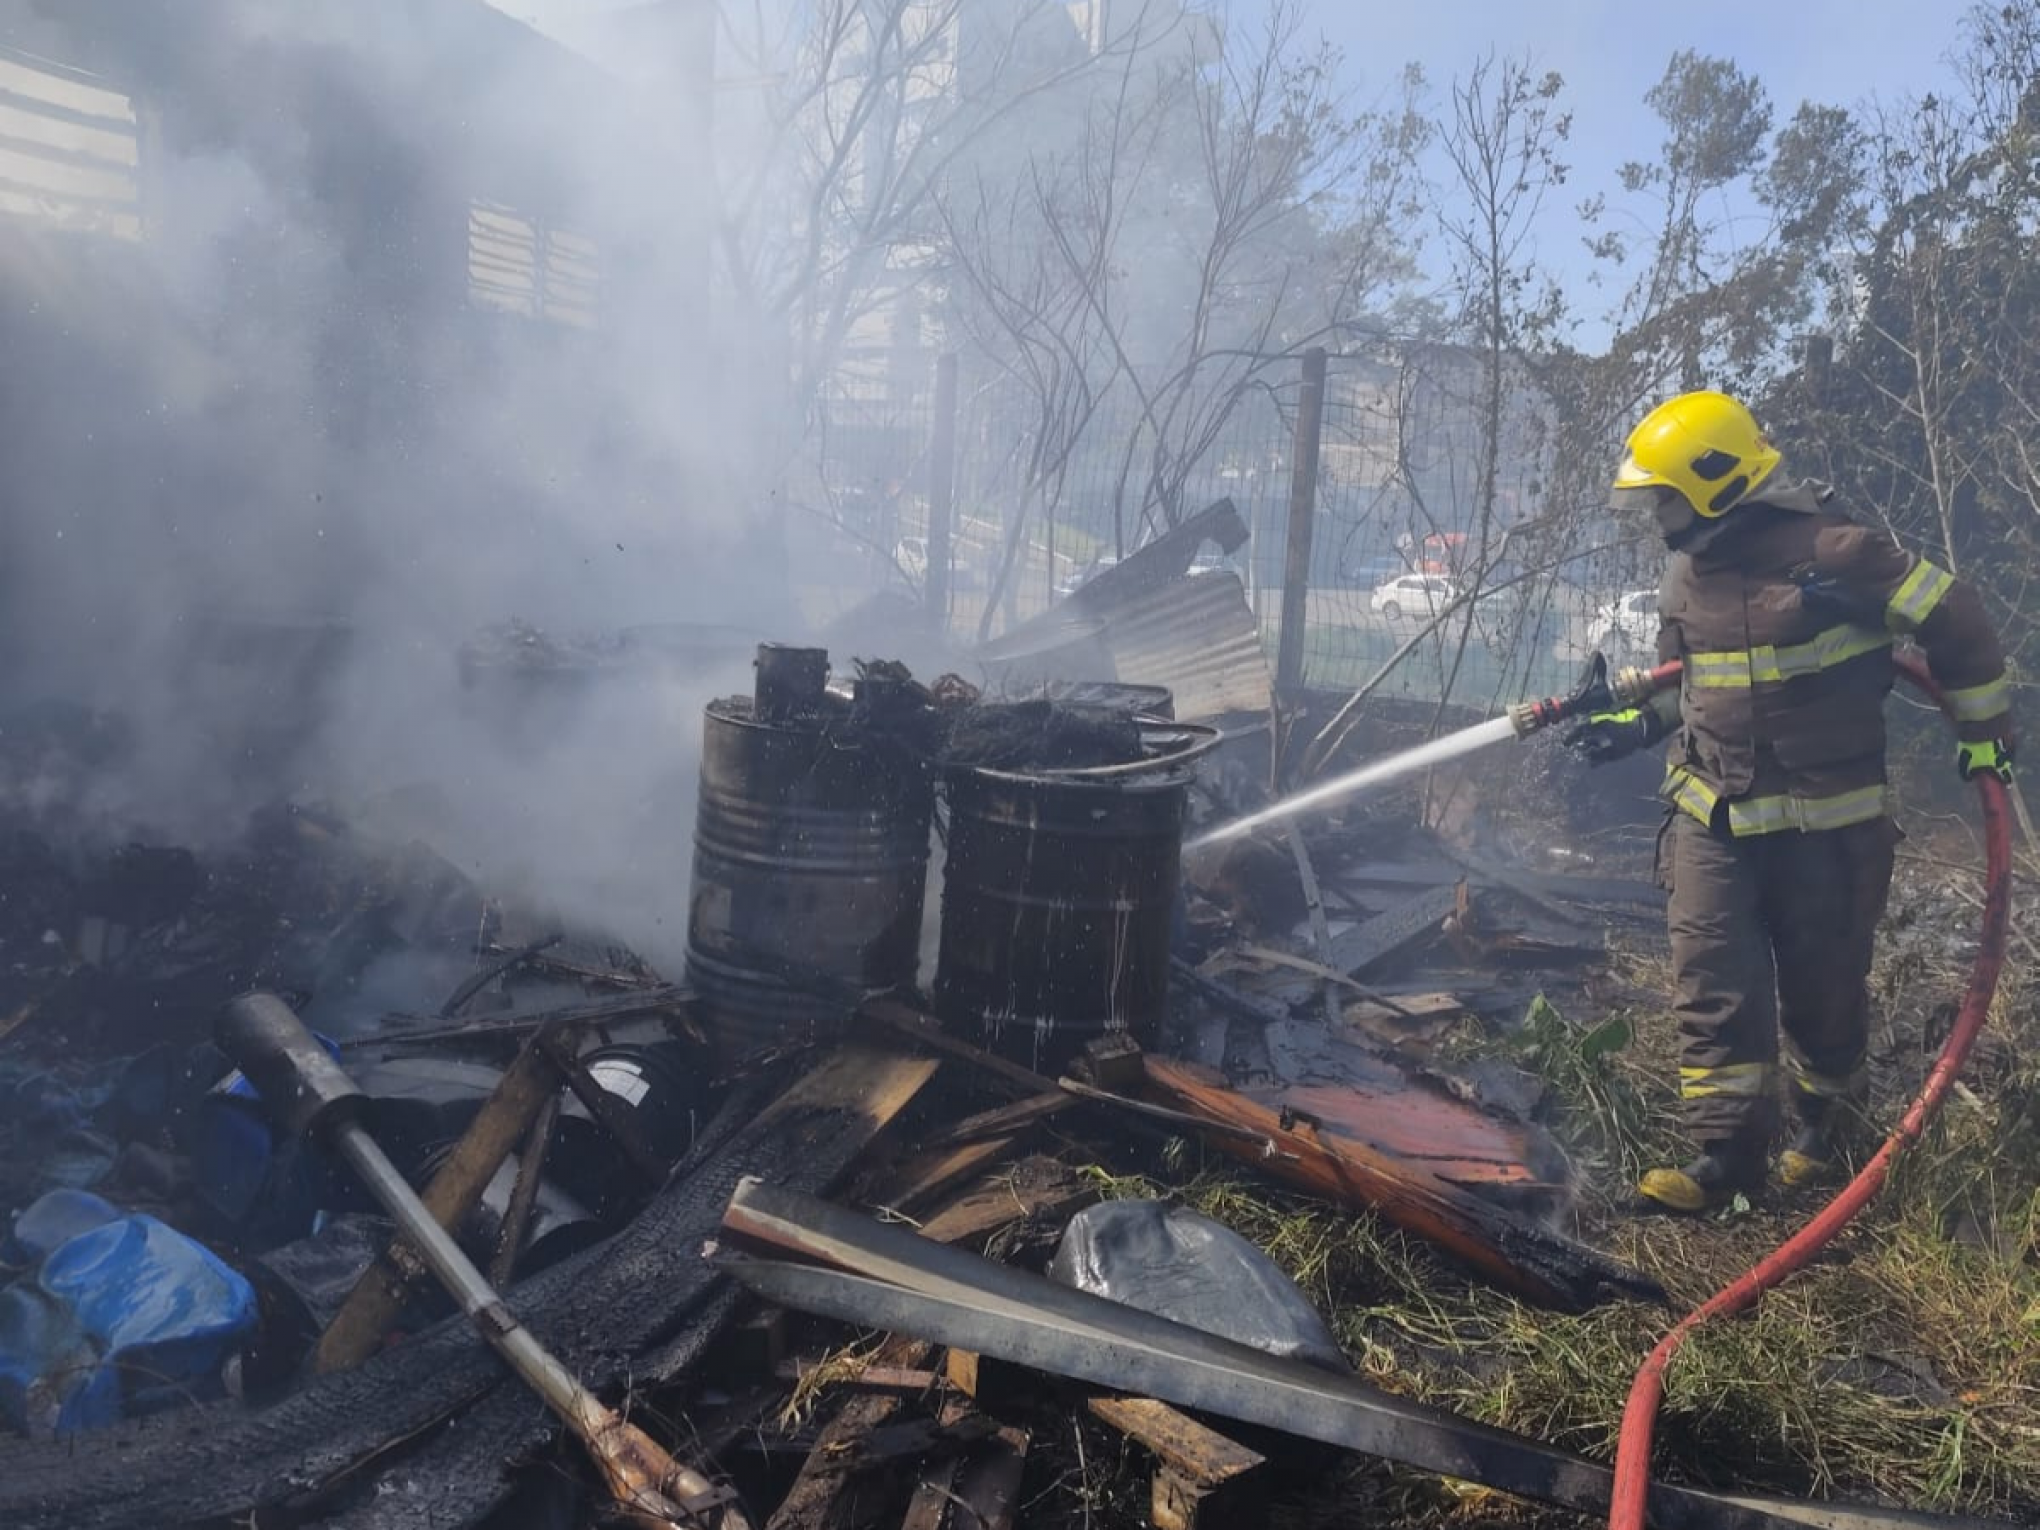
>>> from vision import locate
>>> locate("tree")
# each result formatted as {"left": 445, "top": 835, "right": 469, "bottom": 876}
{"left": 1762, "top": 2, "right": 2040, "bottom": 671}
{"left": 928, "top": 0, "right": 1427, "bottom": 636}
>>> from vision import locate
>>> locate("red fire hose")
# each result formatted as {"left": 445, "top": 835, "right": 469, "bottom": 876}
{"left": 1606, "top": 649, "right": 2014, "bottom": 1530}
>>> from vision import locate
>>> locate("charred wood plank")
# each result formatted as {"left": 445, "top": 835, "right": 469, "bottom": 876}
{"left": 917, "top": 1091, "right": 1074, "bottom": 1150}
{"left": 1087, "top": 1397, "right": 1266, "bottom": 1530}
{"left": 885, "top": 1136, "right": 1025, "bottom": 1215}
{"left": 913, "top": 1163, "right": 1098, "bottom": 1251}
{"left": 1138, "top": 1056, "right": 1661, "bottom": 1310}
{"left": 1323, "top": 884, "right": 1463, "bottom": 976}
{"left": 949, "top": 1421, "right": 1029, "bottom": 1530}
{"left": 859, "top": 998, "right": 1055, "bottom": 1096}
{"left": 314, "top": 1024, "right": 566, "bottom": 1374}
{"left": 902, "top": 1403, "right": 1028, "bottom": 1530}
{"left": 346, "top": 984, "right": 692, "bottom": 1049}
{"left": 765, "top": 1337, "right": 934, "bottom": 1530}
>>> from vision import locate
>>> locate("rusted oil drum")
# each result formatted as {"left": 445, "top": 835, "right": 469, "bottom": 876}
{"left": 935, "top": 755, "right": 1191, "bottom": 1069}
{"left": 685, "top": 680, "right": 934, "bottom": 1061}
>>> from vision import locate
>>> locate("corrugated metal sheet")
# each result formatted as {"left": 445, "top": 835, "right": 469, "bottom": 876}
{"left": 1089, "top": 572, "right": 1273, "bottom": 721}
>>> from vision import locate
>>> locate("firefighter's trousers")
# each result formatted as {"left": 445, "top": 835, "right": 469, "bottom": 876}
{"left": 1661, "top": 810, "right": 1898, "bottom": 1159}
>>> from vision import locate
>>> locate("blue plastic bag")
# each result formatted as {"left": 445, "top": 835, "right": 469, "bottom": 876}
{"left": 0, "top": 1195, "right": 256, "bottom": 1436}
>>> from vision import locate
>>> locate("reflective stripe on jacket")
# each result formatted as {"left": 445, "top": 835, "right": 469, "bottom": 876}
{"left": 1652, "top": 486, "right": 2009, "bottom": 836}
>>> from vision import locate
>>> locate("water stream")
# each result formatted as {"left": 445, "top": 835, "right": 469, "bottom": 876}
{"left": 1187, "top": 714, "right": 1524, "bottom": 851}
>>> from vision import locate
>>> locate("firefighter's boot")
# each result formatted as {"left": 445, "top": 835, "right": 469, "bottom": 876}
{"left": 1637, "top": 1150, "right": 1761, "bottom": 1215}
{"left": 1777, "top": 1093, "right": 1856, "bottom": 1189}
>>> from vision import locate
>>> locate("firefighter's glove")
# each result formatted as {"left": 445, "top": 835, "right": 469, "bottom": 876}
{"left": 1957, "top": 737, "right": 2016, "bottom": 786}
{"left": 1562, "top": 708, "right": 1659, "bottom": 767}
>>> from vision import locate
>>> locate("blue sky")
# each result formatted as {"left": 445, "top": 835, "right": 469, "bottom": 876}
{"left": 492, "top": 0, "right": 1978, "bottom": 328}
{"left": 1309, "top": 1, "right": 1974, "bottom": 303}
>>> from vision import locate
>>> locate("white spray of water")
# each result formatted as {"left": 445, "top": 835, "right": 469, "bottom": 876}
{"left": 1188, "top": 714, "right": 1525, "bottom": 850}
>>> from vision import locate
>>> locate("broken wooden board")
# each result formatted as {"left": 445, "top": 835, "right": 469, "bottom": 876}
{"left": 1144, "top": 1042, "right": 1543, "bottom": 1194}
{"left": 914, "top": 1159, "right": 1099, "bottom": 1249}
{"left": 1089, "top": 1396, "right": 1267, "bottom": 1530}
{"left": 766, "top": 1337, "right": 934, "bottom": 1530}
{"left": 948, "top": 1419, "right": 1030, "bottom": 1530}
{"left": 1341, "top": 991, "right": 1467, "bottom": 1049}
{"left": 885, "top": 1135, "right": 1025, "bottom": 1215}
{"left": 1324, "top": 883, "right": 1464, "bottom": 975}
{"left": 918, "top": 1090, "right": 1075, "bottom": 1150}
{"left": 767, "top": 1153, "right": 1080, "bottom": 1529}
{"left": 900, "top": 1398, "right": 1030, "bottom": 1530}
{"left": 1138, "top": 1055, "right": 1660, "bottom": 1309}
{"left": 860, "top": 998, "right": 1055, "bottom": 1095}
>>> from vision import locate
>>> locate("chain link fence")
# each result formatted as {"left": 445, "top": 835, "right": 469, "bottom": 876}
{"left": 795, "top": 345, "right": 1662, "bottom": 716}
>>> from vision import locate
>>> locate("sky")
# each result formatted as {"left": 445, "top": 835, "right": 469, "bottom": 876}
{"left": 1309, "top": 0, "right": 1973, "bottom": 305}
{"left": 490, "top": 0, "right": 1978, "bottom": 325}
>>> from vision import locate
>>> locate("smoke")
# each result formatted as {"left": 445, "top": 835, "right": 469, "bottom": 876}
{"left": 0, "top": 0, "right": 838, "bottom": 967}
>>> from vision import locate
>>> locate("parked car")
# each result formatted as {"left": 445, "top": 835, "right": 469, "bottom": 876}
{"left": 895, "top": 535, "right": 984, "bottom": 592}
{"left": 1587, "top": 588, "right": 1660, "bottom": 661}
{"left": 1370, "top": 572, "right": 1462, "bottom": 621}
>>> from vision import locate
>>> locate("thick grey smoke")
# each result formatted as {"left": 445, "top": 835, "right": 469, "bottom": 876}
{"left": 0, "top": 0, "right": 835, "bottom": 965}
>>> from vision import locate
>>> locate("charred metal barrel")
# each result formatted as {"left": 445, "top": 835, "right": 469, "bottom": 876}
{"left": 935, "top": 751, "right": 1193, "bottom": 1069}
{"left": 686, "top": 654, "right": 935, "bottom": 1060}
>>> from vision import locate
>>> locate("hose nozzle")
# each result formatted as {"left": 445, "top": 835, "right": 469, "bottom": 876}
{"left": 1508, "top": 652, "right": 1678, "bottom": 737}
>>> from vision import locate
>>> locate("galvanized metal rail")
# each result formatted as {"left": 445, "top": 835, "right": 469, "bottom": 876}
{"left": 717, "top": 1180, "right": 2003, "bottom": 1530}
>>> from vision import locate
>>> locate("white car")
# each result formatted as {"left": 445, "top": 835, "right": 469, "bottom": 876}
{"left": 1370, "top": 573, "right": 1463, "bottom": 621}
{"left": 1588, "top": 588, "right": 1660, "bottom": 661}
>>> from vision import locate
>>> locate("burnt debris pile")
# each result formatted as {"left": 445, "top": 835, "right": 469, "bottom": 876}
{"left": 3, "top": 622, "right": 1999, "bottom": 1530}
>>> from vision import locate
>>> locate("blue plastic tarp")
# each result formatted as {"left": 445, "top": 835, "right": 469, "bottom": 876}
{"left": 0, "top": 1193, "right": 256, "bottom": 1436}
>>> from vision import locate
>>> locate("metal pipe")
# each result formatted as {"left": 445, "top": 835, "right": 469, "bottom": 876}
{"left": 218, "top": 994, "right": 749, "bottom": 1530}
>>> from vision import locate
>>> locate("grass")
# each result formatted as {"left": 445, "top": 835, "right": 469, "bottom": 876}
{"left": 1066, "top": 881, "right": 2040, "bottom": 1525}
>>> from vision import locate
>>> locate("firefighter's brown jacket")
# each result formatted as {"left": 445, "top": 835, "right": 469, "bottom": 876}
{"left": 1647, "top": 483, "right": 2010, "bottom": 836}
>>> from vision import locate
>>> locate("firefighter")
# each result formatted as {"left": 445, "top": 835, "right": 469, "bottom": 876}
{"left": 1563, "top": 390, "right": 2014, "bottom": 1213}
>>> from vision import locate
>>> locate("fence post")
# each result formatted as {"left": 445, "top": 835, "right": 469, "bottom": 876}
{"left": 926, "top": 352, "right": 958, "bottom": 632}
{"left": 1276, "top": 346, "right": 1327, "bottom": 696}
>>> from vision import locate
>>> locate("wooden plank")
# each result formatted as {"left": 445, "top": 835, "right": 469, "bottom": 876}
{"left": 1340, "top": 991, "right": 1468, "bottom": 1049}
{"left": 1323, "top": 883, "right": 1462, "bottom": 975}
{"left": 1341, "top": 991, "right": 1465, "bottom": 1027}
{"left": 883, "top": 1135, "right": 1021, "bottom": 1214}
{"left": 1340, "top": 859, "right": 1665, "bottom": 911}
{"left": 765, "top": 1337, "right": 934, "bottom": 1530}
{"left": 348, "top": 984, "right": 691, "bottom": 1049}
{"left": 1087, "top": 1397, "right": 1264, "bottom": 1483}
{"left": 914, "top": 1163, "right": 1098, "bottom": 1249}
{"left": 1089, "top": 1397, "right": 1265, "bottom": 1530}
{"left": 917, "top": 1091, "right": 1074, "bottom": 1151}
{"left": 859, "top": 999, "right": 1055, "bottom": 1096}
{"left": 759, "top": 1040, "right": 942, "bottom": 1132}
{"left": 1231, "top": 943, "right": 1420, "bottom": 1014}
{"left": 897, "top": 1457, "right": 960, "bottom": 1530}
{"left": 774, "top": 1362, "right": 942, "bottom": 1393}
{"left": 950, "top": 1421, "right": 1030, "bottom": 1530}
{"left": 1139, "top": 1054, "right": 1661, "bottom": 1310}
{"left": 313, "top": 1026, "right": 565, "bottom": 1374}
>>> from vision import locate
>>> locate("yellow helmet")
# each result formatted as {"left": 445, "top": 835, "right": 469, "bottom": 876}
{"left": 1612, "top": 390, "right": 1781, "bottom": 523}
